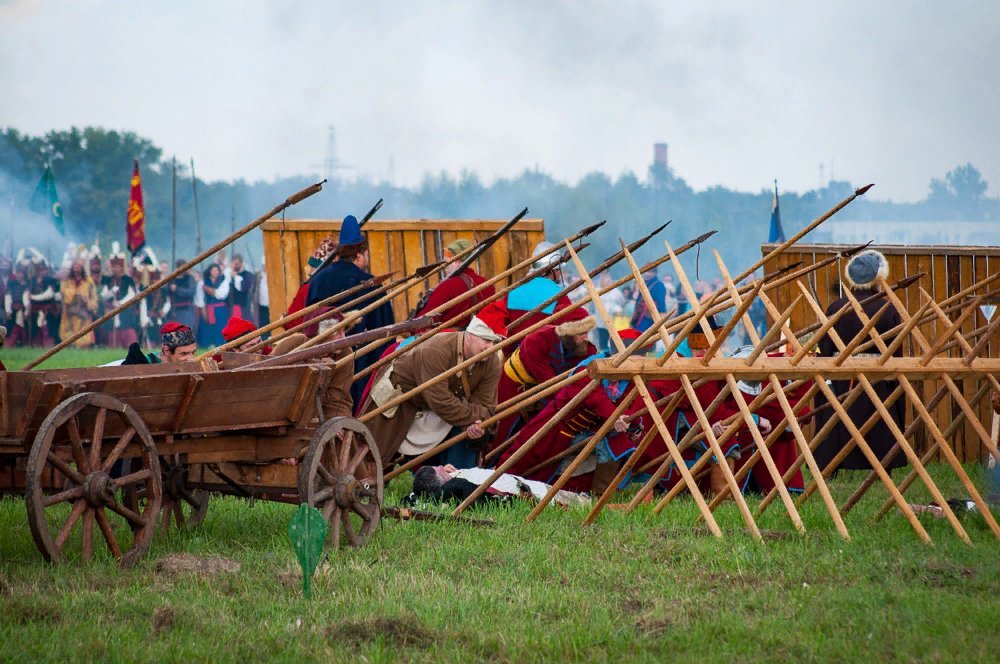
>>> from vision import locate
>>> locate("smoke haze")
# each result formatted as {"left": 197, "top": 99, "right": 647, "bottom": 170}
{"left": 2, "top": 1, "right": 998, "bottom": 202}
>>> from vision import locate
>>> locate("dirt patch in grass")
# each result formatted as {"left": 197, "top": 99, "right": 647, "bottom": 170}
{"left": 154, "top": 553, "right": 241, "bottom": 578}
{"left": 5, "top": 598, "right": 62, "bottom": 625}
{"left": 326, "top": 617, "right": 436, "bottom": 650}
{"left": 152, "top": 606, "right": 176, "bottom": 636}
{"left": 635, "top": 615, "right": 672, "bottom": 638}
{"left": 918, "top": 561, "right": 976, "bottom": 588}
{"left": 0, "top": 572, "right": 11, "bottom": 597}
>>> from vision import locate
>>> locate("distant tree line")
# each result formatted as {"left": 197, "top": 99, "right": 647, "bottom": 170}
{"left": 0, "top": 126, "right": 995, "bottom": 278}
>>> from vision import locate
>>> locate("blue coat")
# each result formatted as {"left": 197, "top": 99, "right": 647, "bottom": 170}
{"left": 307, "top": 260, "right": 395, "bottom": 402}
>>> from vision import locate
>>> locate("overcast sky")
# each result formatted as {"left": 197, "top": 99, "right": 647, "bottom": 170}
{"left": 1, "top": 0, "right": 997, "bottom": 202}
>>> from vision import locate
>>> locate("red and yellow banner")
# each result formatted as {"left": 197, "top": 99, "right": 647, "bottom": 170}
{"left": 126, "top": 159, "right": 146, "bottom": 254}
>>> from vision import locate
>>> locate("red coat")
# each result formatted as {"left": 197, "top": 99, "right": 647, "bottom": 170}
{"left": 731, "top": 378, "right": 811, "bottom": 493}
{"left": 498, "top": 368, "right": 632, "bottom": 490}
{"left": 416, "top": 269, "right": 495, "bottom": 330}
{"left": 490, "top": 326, "right": 596, "bottom": 453}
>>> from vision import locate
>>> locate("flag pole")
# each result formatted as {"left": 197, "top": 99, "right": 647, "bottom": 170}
{"left": 190, "top": 158, "right": 203, "bottom": 258}
{"left": 171, "top": 157, "right": 177, "bottom": 268}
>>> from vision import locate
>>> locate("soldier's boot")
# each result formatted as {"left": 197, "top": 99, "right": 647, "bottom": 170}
{"left": 591, "top": 460, "right": 621, "bottom": 497}
{"left": 708, "top": 458, "right": 737, "bottom": 499}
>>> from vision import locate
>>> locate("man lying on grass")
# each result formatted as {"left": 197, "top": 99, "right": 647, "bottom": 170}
{"left": 408, "top": 463, "right": 590, "bottom": 509}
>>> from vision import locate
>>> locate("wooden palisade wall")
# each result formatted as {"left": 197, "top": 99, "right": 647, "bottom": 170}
{"left": 262, "top": 219, "right": 546, "bottom": 326}
{"left": 760, "top": 243, "right": 999, "bottom": 463}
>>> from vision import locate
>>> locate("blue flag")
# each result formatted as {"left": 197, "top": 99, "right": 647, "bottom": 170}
{"left": 768, "top": 179, "right": 784, "bottom": 243}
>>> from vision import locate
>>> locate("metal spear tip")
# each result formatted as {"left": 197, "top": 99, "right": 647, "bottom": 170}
{"left": 763, "top": 261, "right": 804, "bottom": 280}
{"left": 855, "top": 183, "right": 874, "bottom": 196}
{"left": 693, "top": 230, "right": 718, "bottom": 244}
{"left": 841, "top": 241, "right": 874, "bottom": 257}
{"left": 891, "top": 273, "right": 924, "bottom": 290}
{"left": 414, "top": 261, "right": 447, "bottom": 278}
{"left": 576, "top": 220, "right": 607, "bottom": 237}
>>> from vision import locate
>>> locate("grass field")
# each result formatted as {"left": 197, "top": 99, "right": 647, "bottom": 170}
{"left": 1, "top": 348, "right": 998, "bottom": 662}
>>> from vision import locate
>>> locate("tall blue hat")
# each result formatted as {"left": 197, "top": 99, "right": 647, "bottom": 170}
{"left": 338, "top": 215, "right": 364, "bottom": 247}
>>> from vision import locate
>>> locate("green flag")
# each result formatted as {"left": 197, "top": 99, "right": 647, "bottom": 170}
{"left": 29, "top": 165, "right": 64, "bottom": 235}
{"left": 288, "top": 503, "right": 328, "bottom": 598}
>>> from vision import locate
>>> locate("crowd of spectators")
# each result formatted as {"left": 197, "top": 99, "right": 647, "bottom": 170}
{"left": 0, "top": 242, "right": 269, "bottom": 349}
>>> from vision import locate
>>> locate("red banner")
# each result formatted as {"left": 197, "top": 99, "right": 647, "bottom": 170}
{"left": 126, "top": 159, "right": 146, "bottom": 255}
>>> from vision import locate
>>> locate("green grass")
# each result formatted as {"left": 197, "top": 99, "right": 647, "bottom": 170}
{"left": 2, "top": 465, "right": 999, "bottom": 663}
{"left": 2, "top": 348, "right": 998, "bottom": 661}
{"left": 2, "top": 346, "right": 127, "bottom": 370}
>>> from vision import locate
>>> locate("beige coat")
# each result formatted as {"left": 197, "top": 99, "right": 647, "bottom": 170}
{"left": 361, "top": 332, "right": 500, "bottom": 465}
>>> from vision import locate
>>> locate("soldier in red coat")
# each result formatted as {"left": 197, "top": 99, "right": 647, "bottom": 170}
{"left": 414, "top": 239, "right": 495, "bottom": 330}
{"left": 489, "top": 315, "right": 598, "bottom": 455}
{"left": 477, "top": 241, "right": 586, "bottom": 354}
{"left": 498, "top": 354, "right": 634, "bottom": 494}
{"left": 729, "top": 368, "right": 809, "bottom": 494}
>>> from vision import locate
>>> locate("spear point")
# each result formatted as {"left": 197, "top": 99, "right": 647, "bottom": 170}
{"left": 855, "top": 183, "right": 874, "bottom": 196}
{"left": 580, "top": 220, "right": 607, "bottom": 237}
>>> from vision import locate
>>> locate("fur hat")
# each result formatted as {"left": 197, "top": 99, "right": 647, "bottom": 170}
{"left": 555, "top": 314, "right": 596, "bottom": 337}
{"left": 844, "top": 249, "right": 888, "bottom": 290}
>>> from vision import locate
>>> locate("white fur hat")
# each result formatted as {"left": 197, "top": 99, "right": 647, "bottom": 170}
{"left": 844, "top": 249, "right": 889, "bottom": 290}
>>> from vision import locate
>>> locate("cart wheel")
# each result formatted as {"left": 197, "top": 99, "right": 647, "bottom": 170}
{"left": 160, "top": 462, "right": 209, "bottom": 531}
{"left": 298, "top": 417, "right": 383, "bottom": 549}
{"left": 25, "top": 392, "right": 162, "bottom": 567}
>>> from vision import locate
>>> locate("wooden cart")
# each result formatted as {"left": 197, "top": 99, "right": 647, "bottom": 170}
{"left": 0, "top": 360, "right": 383, "bottom": 567}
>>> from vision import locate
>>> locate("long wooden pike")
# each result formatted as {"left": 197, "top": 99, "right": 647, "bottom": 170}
{"left": 505, "top": 221, "right": 672, "bottom": 333}
{"left": 25, "top": 181, "right": 326, "bottom": 370}
{"left": 384, "top": 371, "right": 590, "bottom": 482}
{"left": 239, "top": 316, "right": 439, "bottom": 369}
{"left": 243, "top": 272, "right": 399, "bottom": 351}
{"left": 305, "top": 198, "right": 384, "bottom": 283}
{"left": 200, "top": 272, "right": 398, "bottom": 359}
{"left": 352, "top": 221, "right": 607, "bottom": 381}
{"left": 359, "top": 230, "right": 714, "bottom": 424}
{"left": 297, "top": 262, "right": 445, "bottom": 350}
{"left": 346, "top": 241, "right": 592, "bottom": 377}
{"left": 531, "top": 243, "right": 725, "bottom": 534}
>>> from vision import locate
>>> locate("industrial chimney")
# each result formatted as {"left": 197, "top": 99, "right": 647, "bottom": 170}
{"left": 653, "top": 142, "right": 668, "bottom": 171}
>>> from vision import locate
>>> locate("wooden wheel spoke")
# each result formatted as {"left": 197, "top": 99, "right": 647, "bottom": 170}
{"left": 317, "top": 464, "right": 337, "bottom": 486}
{"left": 67, "top": 418, "right": 89, "bottom": 473}
{"left": 95, "top": 508, "right": 124, "bottom": 559}
{"left": 114, "top": 469, "right": 152, "bottom": 487}
{"left": 45, "top": 452, "right": 85, "bottom": 485}
{"left": 330, "top": 507, "right": 342, "bottom": 547}
{"left": 81, "top": 508, "right": 94, "bottom": 562}
{"left": 313, "top": 485, "right": 335, "bottom": 504}
{"left": 88, "top": 407, "right": 108, "bottom": 470}
{"left": 341, "top": 509, "right": 359, "bottom": 547}
{"left": 43, "top": 485, "right": 85, "bottom": 507}
{"left": 54, "top": 499, "right": 88, "bottom": 549}
{"left": 353, "top": 501, "right": 378, "bottom": 524}
{"left": 346, "top": 446, "right": 370, "bottom": 476}
{"left": 100, "top": 427, "right": 136, "bottom": 473}
{"left": 338, "top": 432, "right": 353, "bottom": 470}
{"left": 174, "top": 502, "right": 186, "bottom": 529}
{"left": 323, "top": 499, "right": 338, "bottom": 523}
{"left": 107, "top": 499, "right": 147, "bottom": 528}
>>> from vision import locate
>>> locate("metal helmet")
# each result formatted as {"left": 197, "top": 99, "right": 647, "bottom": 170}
{"left": 531, "top": 241, "right": 562, "bottom": 272}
